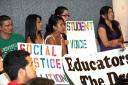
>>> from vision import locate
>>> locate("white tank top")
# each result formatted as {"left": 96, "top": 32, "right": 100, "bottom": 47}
{"left": 44, "top": 34, "right": 56, "bottom": 44}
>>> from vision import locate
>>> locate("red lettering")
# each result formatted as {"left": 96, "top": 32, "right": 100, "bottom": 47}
{"left": 55, "top": 74, "right": 62, "bottom": 82}
{"left": 20, "top": 44, "right": 25, "bottom": 50}
{"left": 56, "top": 59, "right": 61, "bottom": 69}
{"left": 52, "top": 46, "right": 56, "bottom": 56}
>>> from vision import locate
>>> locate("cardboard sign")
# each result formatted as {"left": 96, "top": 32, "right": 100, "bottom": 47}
{"left": 66, "top": 21, "right": 97, "bottom": 55}
{"left": 18, "top": 43, "right": 69, "bottom": 84}
{"left": 63, "top": 48, "right": 128, "bottom": 85}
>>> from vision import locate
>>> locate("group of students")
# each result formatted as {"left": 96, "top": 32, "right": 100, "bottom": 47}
{"left": 0, "top": 5, "right": 125, "bottom": 85}
{"left": 0, "top": 6, "right": 69, "bottom": 59}
{"left": 0, "top": 6, "right": 69, "bottom": 85}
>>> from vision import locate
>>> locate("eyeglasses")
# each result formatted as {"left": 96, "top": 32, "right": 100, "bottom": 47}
{"left": 61, "top": 15, "right": 70, "bottom": 17}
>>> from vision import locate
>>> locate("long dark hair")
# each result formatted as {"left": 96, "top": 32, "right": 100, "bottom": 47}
{"left": 55, "top": 6, "right": 68, "bottom": 16}
{"left": 98, "top": 6, "right": 121, "bottom": 37}
{"left": 99, "top": 6, "right": 112, "bottom": 25}
{"left": 25, "top": 14, "right": 42, "bottom": 43}
{"left": 44, "top": 14, "right": 64, "bottom": 39}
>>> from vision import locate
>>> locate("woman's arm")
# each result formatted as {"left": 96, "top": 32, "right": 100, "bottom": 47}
{"left": 118, "top": 25, "right": 124, "bottom": 43}
{"left": 98, "top": 27, "right": 121, "bottom": 47}
{"left": 61, "top": 35, "right": 68, "bottom": 56}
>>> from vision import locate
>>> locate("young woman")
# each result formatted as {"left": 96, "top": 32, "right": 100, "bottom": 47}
{"left": 54, "top": 6, "right": 70, "bottom": 53}
{"left": 54, "top": 6, "right": 69, "bottom": 34}
{"left": 97, "top": 6, "right": 124, "bottom": 51}
{"left": 55, "top": 6, "right": 69, "bottom": 22}
{"left": 44, "top": 15, "right": 67, "bottom": 56}
{"left": 25, "top": 14, "right": 44, "bottom": 44}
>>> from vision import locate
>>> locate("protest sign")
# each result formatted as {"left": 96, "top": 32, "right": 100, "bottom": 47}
{"left": 18, "top": 43, "right": 69, "bottom": 84}
{"left": 63, "top": 48, "right": 128, "bottom": 85}
{"left": 66, "top": 21, "right": 97, "bottom": 54}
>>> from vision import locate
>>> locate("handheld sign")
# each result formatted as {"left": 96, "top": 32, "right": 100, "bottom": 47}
{"left": 66, "top": 21, "right": 97, "bottom": 54}
{"left": 63, "top": 48, "right": 128, "bottom": 85}
{"left": 18, "top": 43, "right": 69, "bottom": 84}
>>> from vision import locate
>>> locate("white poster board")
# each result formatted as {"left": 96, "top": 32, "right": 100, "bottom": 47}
{"left": 66, "top": 21, "right": 97, "bottom": 54}
{"left": 63, "top": 48, "right": 128, "bottom": 85}
{"left": 18, "top": 43, "right": 69, "bottom": 84}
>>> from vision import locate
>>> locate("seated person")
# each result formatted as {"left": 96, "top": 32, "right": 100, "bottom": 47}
{"left": 54, "top": 6, "right": 70, "bottom": 22}
{"left": 97, "top": 6, "right": 124, "bottom": 51}
{"left": 3, "top": 50, "right": 37, "bottom": 85}
{"left": 44, "top": 15, "right": 68, "bottom": 56}
{"left": 0, "top": 15, "right": 25, "bottom": 58}
{"left": 54, "top": 6, "right": 70, "bottom": 53}
{"left": 25, "top": 14, "right": 44, "bottom": 44}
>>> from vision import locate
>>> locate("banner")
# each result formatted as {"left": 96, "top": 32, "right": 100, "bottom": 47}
{"left": 63, "top": 48, "right": 128, "bottom": 85}
{"left": 66, "top": 21, "right": 97, "bottom": 54}
{"left": 18, "top": 43, "right": 69, "bottom": 84}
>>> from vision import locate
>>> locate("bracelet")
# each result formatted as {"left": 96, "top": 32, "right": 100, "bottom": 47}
{"left": 0, "top": 70, "right": 5, "bottom": 75}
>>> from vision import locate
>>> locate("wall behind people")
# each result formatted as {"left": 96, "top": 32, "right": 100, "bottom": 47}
{"left": 112, "top": 0, "right": 128, "bottom": 42}
{"left": 0, "top": 0, "right": 112, "bottom": 36}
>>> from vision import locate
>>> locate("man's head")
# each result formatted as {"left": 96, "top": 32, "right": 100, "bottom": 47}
{"left": 26, "top": 77, "right": 55, "bottom": 85}
{"left": 3, "top": 50, "right": 36, "bottom": 84}
{"left": 0, "top": 15, "right": 13, "bottom": 34}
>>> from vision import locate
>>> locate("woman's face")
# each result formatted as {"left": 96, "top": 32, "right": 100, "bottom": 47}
{"left": 36, "top": 17, "right": 42, "bottom": 31}
{"left": 107, "top": 8, "right": 114, "bottom": 21}
{"left": 54, "top": 20, "right": 65, "bottom": 33}
{"left": 60, "top": 10, "right": 69, "bottom": 22}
